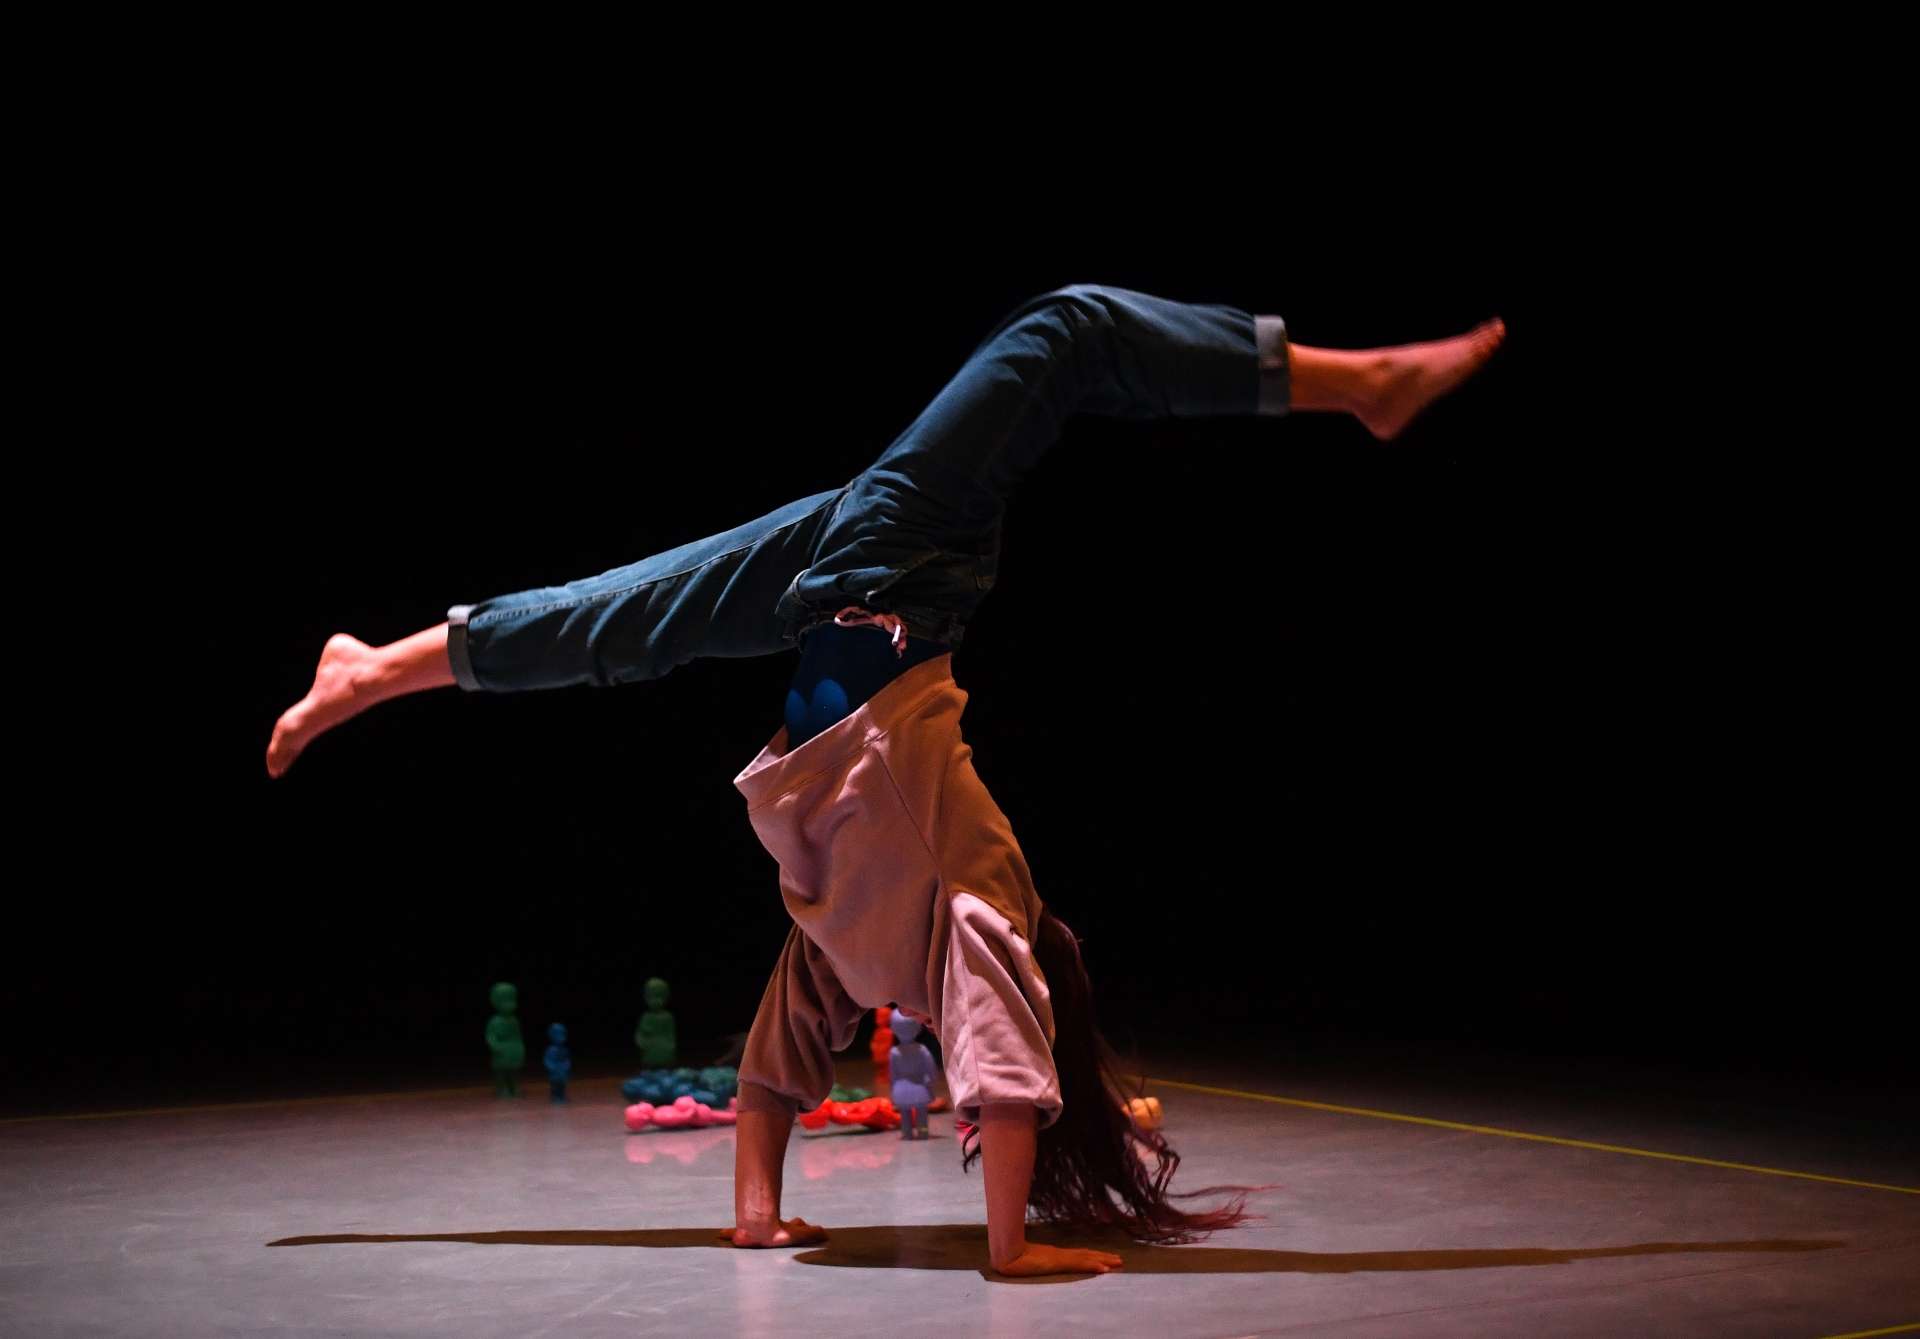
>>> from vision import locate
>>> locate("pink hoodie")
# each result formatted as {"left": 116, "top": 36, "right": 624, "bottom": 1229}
{"left": 732, "top": 653, "right": 1062, "bottom": 1130}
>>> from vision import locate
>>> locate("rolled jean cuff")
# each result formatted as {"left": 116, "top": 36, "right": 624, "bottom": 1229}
{"left": 1255, "top": 314, "right": 1291, "bottom": 416}
{"left": 445, "top": 604, "right": 483, "bottom": 692}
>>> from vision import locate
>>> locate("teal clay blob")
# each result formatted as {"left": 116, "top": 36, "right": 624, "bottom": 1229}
{"left": 621, "top": 1065, "right": 736, "bottom": 1106}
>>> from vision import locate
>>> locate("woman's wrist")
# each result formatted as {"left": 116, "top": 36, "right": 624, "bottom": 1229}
{"left": 989, "top": 1235, "right": 1031, "bottom": 1272}
{"left": 979, "top": 1103, "right": 1038, "bottom": 1272}
{"left": 734, "top": 1106, "right": 793, "bottom": 1227}
{"left": 735, "top": 1189, "right": 780, "bottom": 1220}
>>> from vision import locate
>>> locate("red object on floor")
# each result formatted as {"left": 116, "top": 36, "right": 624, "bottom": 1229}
{"left": 797, "top": 1096, "right": 903, "bottom": 1133}
{"left": 870, "top": 1007, "right": 893, "bottom": 1089}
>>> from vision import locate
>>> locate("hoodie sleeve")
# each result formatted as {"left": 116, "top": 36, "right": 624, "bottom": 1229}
{"left": 737, "top": 924, "right": 867, "bottom": 1118}
{"left": 939, "top": 892, "right": 1062, "bottom": 1130}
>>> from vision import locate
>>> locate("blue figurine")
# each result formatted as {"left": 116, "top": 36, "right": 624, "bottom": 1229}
{"left": 888, "top": 1012, "right": 937, "bottom": 1140}
{"left": 544, "top": 1023, "right": 572, "bottom": 1103}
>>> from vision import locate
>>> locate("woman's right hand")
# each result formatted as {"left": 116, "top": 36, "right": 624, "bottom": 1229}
{"left": 728, "top": 1216, "right": 829, "bottom": 1248}
{"left": 993, "top": 1242, "right": 1125, "bottom": 1277}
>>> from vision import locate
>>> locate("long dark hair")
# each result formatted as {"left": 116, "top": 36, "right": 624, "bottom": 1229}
{"left": 958, "top": 908, "right": 1262, "bottom": 1243}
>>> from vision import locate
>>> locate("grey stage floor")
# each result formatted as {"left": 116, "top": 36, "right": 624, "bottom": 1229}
{"left": 2, "top": 1050, "right": 1916, "bottom": 1338}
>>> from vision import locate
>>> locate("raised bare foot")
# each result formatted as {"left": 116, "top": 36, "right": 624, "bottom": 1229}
{"left": 1354, "top": 317, "right": 1506, "bottom": 441}
{"left": 266, "top": 634, "right": 382, "bottom": 778}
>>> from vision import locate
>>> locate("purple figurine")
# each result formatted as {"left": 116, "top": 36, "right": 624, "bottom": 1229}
{"left": 888, "top": 1011, "right": 936, "bottom": 1140}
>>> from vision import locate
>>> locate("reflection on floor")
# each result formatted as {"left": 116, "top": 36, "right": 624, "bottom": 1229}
{"left": 3, "top": 1052, "right": 1915, "bottom": 1337}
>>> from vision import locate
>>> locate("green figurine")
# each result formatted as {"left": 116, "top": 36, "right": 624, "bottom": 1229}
{"left": 634, "top": 977, "right": 676, "bottom": 1067}
{"left": 486, "top": 981, "right": 525, "bottom": 1097}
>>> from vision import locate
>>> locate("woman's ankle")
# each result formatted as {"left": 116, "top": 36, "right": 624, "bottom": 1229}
{"left": 370, "top": 625, "right": 456, "bottom": 698}
{"left": 1284, "top": 344, "right": 1372, "bottom": 415}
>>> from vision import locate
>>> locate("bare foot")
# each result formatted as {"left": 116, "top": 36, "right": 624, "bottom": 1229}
{"left": 1353, "top": 317, "right": 1506, "bottom": 441}
{"left": 266, "top": 634, "right": 382, "bottom": 778}
{"left": 726, "top": 1217, "right": 830, "bottom": 1248}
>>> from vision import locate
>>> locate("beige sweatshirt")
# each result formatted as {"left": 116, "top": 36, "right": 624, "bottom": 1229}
{"left": 732, "top": 654, "right": 1062, "bottom": 1130}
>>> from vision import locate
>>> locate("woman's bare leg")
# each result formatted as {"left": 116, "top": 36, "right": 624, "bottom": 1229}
{"left": 1290, "top": 317, "right": 1507, "bottom": 440}
{"left": 266, "top": 624, "right": 455, "bottom": 777}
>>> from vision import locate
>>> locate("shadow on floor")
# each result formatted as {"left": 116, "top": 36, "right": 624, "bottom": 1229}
{"left": 267, "top": 1223, "right": 1845, "bottom": 1284}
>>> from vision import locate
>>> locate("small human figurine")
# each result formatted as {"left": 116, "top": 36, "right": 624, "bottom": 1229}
{"left": 633, "top": 977, "right": 676, "bottom": 1067}
{"left": 888, "top": 1011, "right": 936, "bottom": 1140}
{"left": 544, "top": 1022, "right": 572, "bottom": 1103}
{"left": 485, "top": 982, "right": 525, "bottom": 1098}
{"left": 869, "top": 1006, "right": 894, "bottom": 1088}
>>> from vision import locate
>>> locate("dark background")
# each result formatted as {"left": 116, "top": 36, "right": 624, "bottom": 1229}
{"left": 17, "top": 122, "right": 1907, "bottom": 1118}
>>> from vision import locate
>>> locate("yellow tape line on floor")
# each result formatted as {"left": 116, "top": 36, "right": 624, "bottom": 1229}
{"left": 1146, "top": 1077, "right": 1920, "bottom": 1197}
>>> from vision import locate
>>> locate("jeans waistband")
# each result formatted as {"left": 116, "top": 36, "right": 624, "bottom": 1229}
{"left": 790, "top": 601, "right": 964, "bottom": 649}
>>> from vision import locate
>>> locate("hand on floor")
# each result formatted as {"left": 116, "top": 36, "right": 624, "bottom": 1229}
{"left": 725, "top": 1217, "right": 830, "bottom": 1248}
{"left": 993, "top": 1242, "right": 1125, "bottom": 1277}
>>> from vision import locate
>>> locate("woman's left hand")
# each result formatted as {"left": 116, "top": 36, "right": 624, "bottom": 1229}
{"left": 993, "top": 1242, "right": 1125, "bottom": 1277}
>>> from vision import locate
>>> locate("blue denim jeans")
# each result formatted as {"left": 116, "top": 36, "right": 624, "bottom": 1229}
{"left": 445, "top": 285, "right": 1290, "bottom": 692}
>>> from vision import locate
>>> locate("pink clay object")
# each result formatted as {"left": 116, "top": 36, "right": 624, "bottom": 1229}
{"left": 626, "top": 1095, "right": 740, "bottom": 1132}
